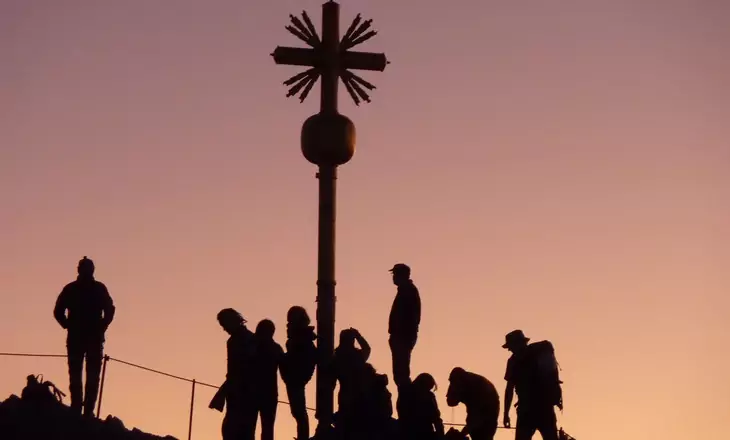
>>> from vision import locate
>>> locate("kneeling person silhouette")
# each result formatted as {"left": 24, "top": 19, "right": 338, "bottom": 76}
{"left": 446, "top": 367, "right": 500, "bottom": 440}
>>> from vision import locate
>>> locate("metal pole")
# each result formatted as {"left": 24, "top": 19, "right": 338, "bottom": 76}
{"left": 188, "top": 379, "right": 196, "bottom": 440}
{"left": 96, "top": 355, "right": 109, "bottom": 419}
{"left": 315, "top": 165, "right": 337, "bottom": 428}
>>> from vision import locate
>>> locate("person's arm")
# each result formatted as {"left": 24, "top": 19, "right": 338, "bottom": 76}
{"left": 209, "top": 382, "right": 227, "bottom": 411}
{"left": 53, "top": 287, "right": 69, "bottom": 329}
{"left": 407, "top": 290, "right": 421, "bottom": 339}
{"left": 353, "top": 330, "right": 371, "bottom": 361}
{"left": 431, "top": 394, "right": 445, "bottom": 436}
{"left": 100, "top": 283, "right": 116, "bottom": 330}
{"left": 503, "top": 382, "right": 514, "bottom": 427}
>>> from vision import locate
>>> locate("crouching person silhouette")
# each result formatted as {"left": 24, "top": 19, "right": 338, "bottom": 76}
{"left": 53, "top": 256, "right": 115, "bottom": 417}
{"left": 210, "top": 308, "right": 256, "bottom": 440}
{"left": 446, "top": 367, "right": 500, "bottom": 440}
{"left": 281, "top": 306, "right": 317, "bottom": 440}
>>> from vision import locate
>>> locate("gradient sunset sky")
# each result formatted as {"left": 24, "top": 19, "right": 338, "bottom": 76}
{"left": 2, "top": 1, "right": 729, "bottom": 439}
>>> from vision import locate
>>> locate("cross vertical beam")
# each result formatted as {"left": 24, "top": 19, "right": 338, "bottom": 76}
{"left": 315, "top": 3, "right": 338, "bottom": 431}
{"left": 320, "top": 2, "right": 339, "bottom": 113}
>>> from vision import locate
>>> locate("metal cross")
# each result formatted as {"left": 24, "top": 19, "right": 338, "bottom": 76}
{"left": 272, "top": 1, "right": 389, "bottom": 108}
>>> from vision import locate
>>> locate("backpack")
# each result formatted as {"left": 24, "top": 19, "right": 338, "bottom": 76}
{"left": 21, "top": 374, "right": 66, "bottom": 405}
{"left": 525, "top": 341, "right": 563, "bottom": 408}
{"left": 283, "top": 326, "right": 317, "bottom": 385}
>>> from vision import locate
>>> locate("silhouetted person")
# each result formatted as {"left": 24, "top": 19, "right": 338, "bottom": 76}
{"left": 397, "top": 373, "right": 445, "bottom": 440}
{"left": 281, "top": 306, "right": 317, "bottom": 440}
{"left": 446, "top": 367, "right": 500, "bottom": 440}
{"left": 251, "top": 319, "right": 284, "bottom": 440}
{"left": 359, "top": 363, "right": 394, "bottom": 434}
{"left": 332, "top": 328, "right": 371, "bottom": 435}
{"left": 502, "top": 330, "right": 562, "bottom": 440}
{"left": 209, "top": 308, "right": 256, "bottom": 440}
{"left": 388, "top": 263, "right": 421, "bottom": 390}
{"left": 53, "top": 256, "right": 115, "bottom": 417}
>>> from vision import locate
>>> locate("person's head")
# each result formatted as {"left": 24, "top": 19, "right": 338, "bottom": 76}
{"left": 413, "top": 372, "right": 438, "bottom": 392}
{"left": 449, "top": 367, "right": 467, "bottom": 385}
{"left": 502, "top": 329, "right": 530, "bottom": 353}
{"left": 446, "top": 367, "right": 467, "bottom": 407}
{"left": 287, "top": 306, "right": 311, "bottom": 327}
{"left": 339, "top": 328, "right": 357, "bottom": 348}
{"left": 217, "top": 308, "right": 246, "bottom": 335}
{"left": 256, "top": 319, "right": 276, "bottom": 340}
{"left": 77, "top": 256, "right": 95, "bottom": 278}
{"left": 389, "top": 263, "right": 411, "bottom": 286}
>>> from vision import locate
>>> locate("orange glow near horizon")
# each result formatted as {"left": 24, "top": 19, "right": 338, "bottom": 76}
{"left": 2, "top": 1, "right": 729, "bottom": 440}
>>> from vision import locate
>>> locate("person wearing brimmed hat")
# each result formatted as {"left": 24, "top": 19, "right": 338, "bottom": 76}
{"left": 53, "top": 256, "right": 116, "bottom": 417}
{"left": 502, "top": 330, "right": 560, "bottom": 440}
{"left": 210, "top": 308, "right": 256, "bottom": 440}
{"left": 387, "top": 263, "right": 421, "bottom": 392}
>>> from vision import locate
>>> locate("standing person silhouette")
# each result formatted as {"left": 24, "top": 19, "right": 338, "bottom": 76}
{"left": 251, "top": 319, "right": 284, "bottom": 440}
{"left": 332, "top": 328, "right": 371, "bottom": 435}
{"left": 53, "top": 256, "right": 116, "bottom": 417}
{"left": 502, "top": 330, "right": 562, "bottom": 440}
{"left": 388, "top": 263, "right": 421, "bottom": 390}
{"left": 210, "top": 308, "right": 256, "bottom": 440}
{"left": 281, "top": 306, "right": 317, "bottom": 440}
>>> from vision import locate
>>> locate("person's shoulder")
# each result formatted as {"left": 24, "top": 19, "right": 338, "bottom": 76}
{"left": 404, "top": 281, "right": 420, "bottom": 295}
{"left": 61, "top": 281, "right": 77, "bottom": 292}
{"left": 94, "top": 280, "right": 110, "bottom": 292}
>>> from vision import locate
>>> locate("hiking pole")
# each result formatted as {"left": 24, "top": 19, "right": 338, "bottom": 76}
{"left": 188, "top": 379, "right": 196, "bottom": 440}
{"left": 96, "top": 355, "right": 110, "bottom": 419}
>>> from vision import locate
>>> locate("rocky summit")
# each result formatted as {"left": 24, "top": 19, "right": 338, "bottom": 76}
{"left": 0, "top": 374, "right": 177, "bottom": 440}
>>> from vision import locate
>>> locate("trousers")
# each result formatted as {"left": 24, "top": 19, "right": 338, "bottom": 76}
{"left": 389, "top": 337, "right": 416, "bottom": 389}
{"left": 515, "top": 405, "right": 559, "bottom": 440}
{"left": 66, "top": 335, "right": 104, "bottom": 416}
{"left": 286, "top": 383, "right": 309, "bottom": 440}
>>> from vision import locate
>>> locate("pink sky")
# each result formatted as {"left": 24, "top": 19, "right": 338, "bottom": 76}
{"left": 2, "top": 1, "right": 729, "bottom": 439}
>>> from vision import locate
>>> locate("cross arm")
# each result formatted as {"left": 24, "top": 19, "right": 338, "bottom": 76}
{"left": 340, "top": 51, "right": 388, "bottom": 72}
{"left": 272, "top": 46, "right": 319, "bottom": 67}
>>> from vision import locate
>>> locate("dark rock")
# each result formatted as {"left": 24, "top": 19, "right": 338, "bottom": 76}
{"left": 1, "top": 377, "right": 178, "bottom": 440}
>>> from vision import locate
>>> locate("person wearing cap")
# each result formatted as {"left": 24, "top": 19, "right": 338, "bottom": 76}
{"left": 388, "top": 263, "right": 421, "bottom": 391}
{"left": 446, "top": 367, "right": 500, "bottom": 440}
{"left": 210, "top": 308, "right": 256, "bottom": 440}
{"left": 502, "top": 329, "right": 560, "bottom": 440}
{"left": 53, "top": 256, "right": 116, "bottom": 417}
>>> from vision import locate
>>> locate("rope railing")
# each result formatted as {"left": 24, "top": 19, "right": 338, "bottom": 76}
{"left": 1, "top": 350, "right": 322, "bottom": 440}
{"left": 2, "top": 351, "right": 536, "bottom": 437}
{"left": 0, "top": 351, "right": 314, "bottom": 409}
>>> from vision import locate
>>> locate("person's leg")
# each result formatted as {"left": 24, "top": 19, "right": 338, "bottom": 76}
{"left": 478, "top": 423, "right": 498, "bottom": 440}
{"left": 83, "top": 340, "right": 104, "bottom": 417}
{"left": 389, "top": 338, "right": 413, "bottom": 389}
{"left": 536, "top": 408, "right": 559, "bottom": 440}
{"left": 259, "top": 400, "right": 278, "bottom": 440}
{"left": 287, "top": 383, "right": 309, "bottom": 440}
{"left": 240, "top": 402, "right": 258, "bottom": 440}
{"left": 66, "top": 337, "right": 84, "bottom": 414}
{"left": 515, "top": 413, "right": 538, "bottom": 440}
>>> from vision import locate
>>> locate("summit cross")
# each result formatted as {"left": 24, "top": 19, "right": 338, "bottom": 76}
{"left": 271, "top": 2, "right": 388, "bottom": 436}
